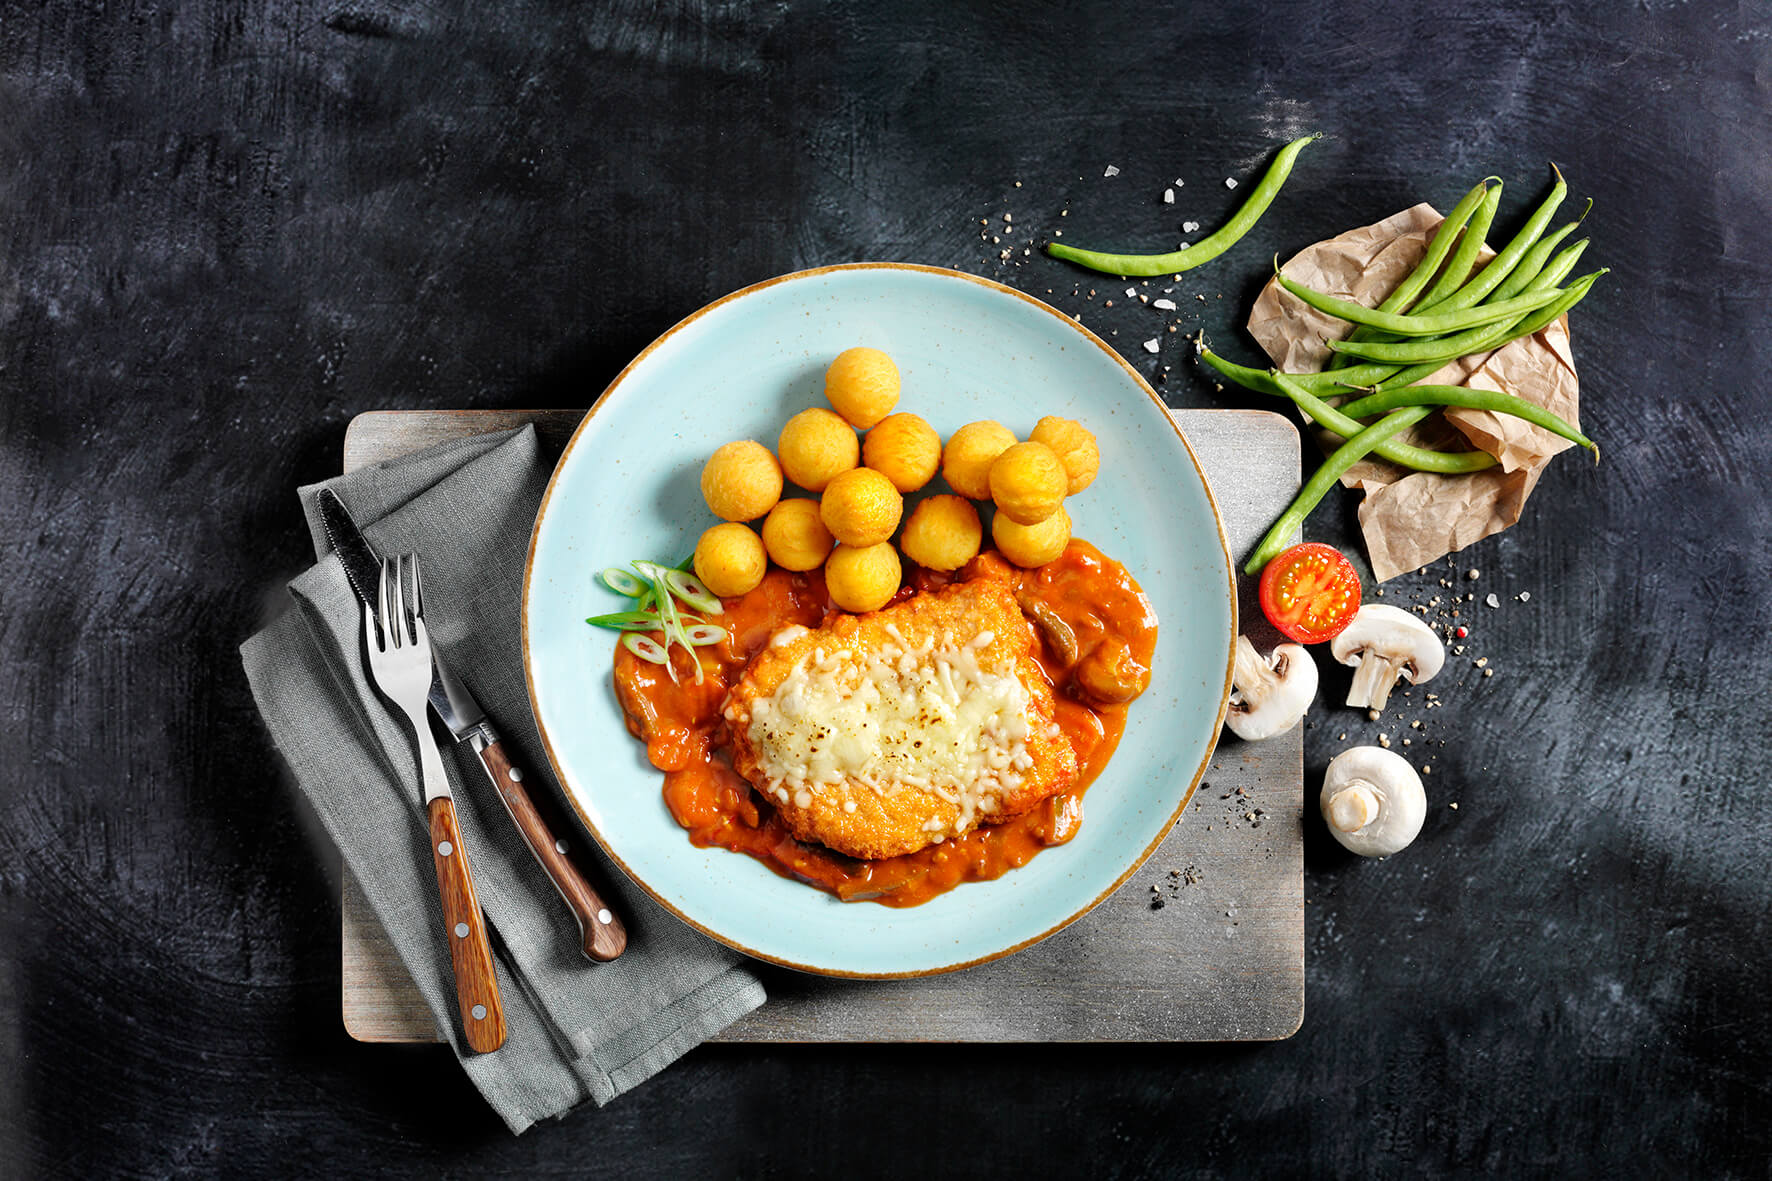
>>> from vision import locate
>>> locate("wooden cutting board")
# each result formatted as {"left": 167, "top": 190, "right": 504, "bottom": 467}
{"left": 339, "top": 407, "right": 1303, "bottom": 1043}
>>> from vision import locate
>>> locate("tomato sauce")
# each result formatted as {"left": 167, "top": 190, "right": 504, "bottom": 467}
{"left": 611, "top": 540, "right": 1158, "bottom": 907}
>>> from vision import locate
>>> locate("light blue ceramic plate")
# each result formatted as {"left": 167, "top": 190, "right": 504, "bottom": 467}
{"left": 523, "top": 263, "right": 1234, "bottom": 978}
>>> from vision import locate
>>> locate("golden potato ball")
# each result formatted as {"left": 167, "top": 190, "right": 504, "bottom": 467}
{"left": 824, "top": 347, "right": 900, "bottom": 429}
{"left": 693, "top": 523, "right": 767, "bottom": 597}
{"left": 862, "top": 413, "right": 941, "bottom": 493}
{"left": 988, "top": 441, "right": 1068, "bottom": 525}
{"left": 899, "top": 495, "right": 982, "bottom": 572}
{"left": 824, "top": 542, "right": 903, "bottom": 613}
{"left": 941, "top": 420, "right": 1017, "bottom": 500}
{"left": 1029, "top": 415, "right": 1101, "bottom": 495}
{"left": 700, "top": 440, "right": 782, "bottom": 522}
{"left": 777, "top": 408, "right": 859, "bottom": 492}
{"left": 761, "top": 498, "right": 834, "bottom": 572}
{"left": 993, "top": 504, "right": 1072, "bottom": 569}
{"left": 819, "top": 467, "right": 903, "bottom": 547}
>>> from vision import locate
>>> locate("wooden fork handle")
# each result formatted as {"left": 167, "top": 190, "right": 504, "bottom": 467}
{"left": 475, "top": 739, "right": 629, "bottom": 962}
{"left": 427, "top": 796, "right": 507, "bottom": 1053}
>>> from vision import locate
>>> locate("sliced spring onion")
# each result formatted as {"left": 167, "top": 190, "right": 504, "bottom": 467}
{"left": 683, "top": 624, "right": 728, "bottom": 646}
{"left": 621, "top": 633, "right": 669, "bottom": 664}
{"left": 644, "top": 564, "right": 701, "bottom": 685}
{"left": 585, "top": 611, "right": 664, "bottom": 631}
{"left": 601, "top": 567, "right": 646, "bottom": 597}
{"left": 594, "top": 556, "right": 723, "bottom": 683}
{"left": 664, "top": 569, "right": 723, "bottom": 615}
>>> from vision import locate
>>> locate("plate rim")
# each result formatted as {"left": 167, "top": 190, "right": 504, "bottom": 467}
{"left": 521, "top": 261, "right": 1236, "bottom": 978}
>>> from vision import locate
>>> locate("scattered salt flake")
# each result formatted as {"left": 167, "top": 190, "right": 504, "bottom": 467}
{"left": 1485, "top": 593, "right": 1500, "bottom": 608}
{"left": 1125, "top": 286, "right": 1136, "bottom": 297}
{"left": 1174, "top": 178, "right": 1185, "bottom": 187}
{"left": 1153, "top": 298, "right": 1177, "bottom": 310}
{"left": 1163, "top": 188, "right": 1175, "bottom": 204}
{"left": 1450, "top": 802, "right": 1459, "bottom": 809}
{"left": 1142, "top": 338, "right": 1161, "bottom": 354}
{"left": 1104, "top": 164, "right": 1120, "bottom": 177}
{"left": 1518, "top": 591, "right": 1532, "bottom": 602}
{"left": 1225, "top": 176, "right": 1238, "bottom": 189}
{"left": 1182, "top": 220, "right": 1200, "bottom": 233}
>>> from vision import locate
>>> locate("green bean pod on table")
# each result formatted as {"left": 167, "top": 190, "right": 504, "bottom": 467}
{"left": 1045, "top": 132, "right": 1320, "bottom": 277}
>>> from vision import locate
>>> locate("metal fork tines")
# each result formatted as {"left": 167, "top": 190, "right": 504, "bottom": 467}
{"left": 362, "top": 552, "right": 507, "bottom": 1054}
{"left": 364, "top": 554, "right": 449, "bottom": 803}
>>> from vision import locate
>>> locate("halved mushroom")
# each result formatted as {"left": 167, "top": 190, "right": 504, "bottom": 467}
{"left": 1329, "top": 604, "right": 1445, "bottom": 712}
{"left": 1018, "top": 591, "right": 1081, "bottom": 667}
{"left": 1320, "top": 746, "right": 1426, "bottom": 857}
{"left": 1075, "top": 637, "right": 1150, "bottom": 705}
{"left": 1225, "top": 635, "right": 1318, "bottom": 740}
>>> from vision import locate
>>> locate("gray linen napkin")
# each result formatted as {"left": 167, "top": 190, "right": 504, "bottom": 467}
{"left": 241, "top": 425, "right": 764, "bottom": 1134}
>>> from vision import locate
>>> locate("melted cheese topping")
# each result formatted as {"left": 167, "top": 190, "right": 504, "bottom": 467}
{"left": 743, "top": 627, "right": 1036, "bottom": 837}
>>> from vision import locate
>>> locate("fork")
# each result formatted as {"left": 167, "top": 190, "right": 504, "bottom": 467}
{"left": 364, "top": 553, "right": 507, "bottom": 1054}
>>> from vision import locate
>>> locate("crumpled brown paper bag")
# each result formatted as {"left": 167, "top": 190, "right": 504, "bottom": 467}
{"left": 1245, "top": 203, "right": 1583, "bottom": 581}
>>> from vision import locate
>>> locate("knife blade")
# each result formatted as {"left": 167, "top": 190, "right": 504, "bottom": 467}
{"left": 319, "top": 487, "right": 627, "bottom": 962}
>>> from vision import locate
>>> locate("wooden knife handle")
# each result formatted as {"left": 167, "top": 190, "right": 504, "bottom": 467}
{"left": 427, "top": 796, "right": 507, "bottom": 1053}
{"left": 476, "top": 739, "right": 629, "bottom": 962}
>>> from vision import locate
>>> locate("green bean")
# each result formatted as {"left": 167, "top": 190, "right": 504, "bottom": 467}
{"left": 1277, "top": 272, "right": 1565, "bottom": 337}
{"left": 1486, "top": 218, "right": 1580, "bottom": 304}
{"left": 1378, "top": 180, "right": 1497, "bottom": 315}
{"left": 1328, "top": 179, "right": 1496, "bottom": 371}
{"left": 1336, "top": 194, "right": 1585, "bottom": 371}
{"left": 1203, "top": 240, "right": 1597, "bottom": 401}
{"left": 1412, "top": 180, "right": 1502, "bottom": 311}
{"left": 1243, "top": 405, "right": 1437, "bottom": 574}
{"left": 1425, "top": 166, "right": 1566, "bottom": 313}
{"left": 1197, "top": 348, "right": 1498, "bottom": 474}
{"left": 1200, "top": 347, "right": 1375, "bottom": 395}
{"left": 1045, "top": 133, "right": 1320, "bottom": 277}
{"left": 1362, "top": 238, "right": 1596, "bottom": 389}
{"left": 1326, "top": 271, "right": 1602, "bottom": 363}
{"left": 1335, "top": 385, "right": 1596, "bottom": 452}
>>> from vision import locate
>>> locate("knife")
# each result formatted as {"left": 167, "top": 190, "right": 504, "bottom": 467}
{"left": 320, "top": 487, "right": 628, "bottom": 962}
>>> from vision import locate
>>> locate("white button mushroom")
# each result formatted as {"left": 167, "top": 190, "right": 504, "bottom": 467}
{"left": 1225, "top": 635, "right": 1318, "bottom": 741}
{"left": 1328, "top": 604, "right": 1445, "bottom": 712}
{"left": 1320, "top": 746, "right": 1426, "bottom": 856}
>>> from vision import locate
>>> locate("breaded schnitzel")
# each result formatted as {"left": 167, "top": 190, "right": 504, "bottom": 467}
{"left": 721, "top": 576, "right": 1077, "bottom": 859}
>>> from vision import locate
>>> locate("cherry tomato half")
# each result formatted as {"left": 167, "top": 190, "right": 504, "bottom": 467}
{"left": 1257, "top": 543, "right": 1362, "bottom": 645}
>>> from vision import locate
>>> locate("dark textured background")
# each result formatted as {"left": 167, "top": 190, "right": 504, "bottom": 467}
{"left": 3, "top": 0, "right": 1768, "bottom": 1176}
